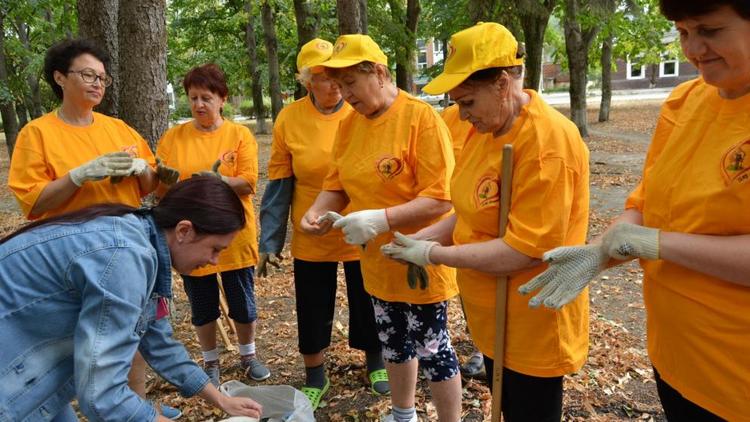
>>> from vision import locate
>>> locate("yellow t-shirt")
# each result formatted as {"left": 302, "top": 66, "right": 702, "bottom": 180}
{"left": 268, "top": 96, "right": 359, "bottom": 262}
{"left": 440, "top": 104, "right": 473, "bottom": 161}
{"left": 323, "top": 91, "right": 458, "bottom": 304}
{"left": 625, "top": 78, "right": 750, "bottom": 420}
{"left": 8, "top": 111, "right": 155, "bottom": 220}
{"left": 451, "top": 90, "right": 590, "bottom": 377}
{"left": 156, "top": 120, "right": 259, "bottom": 276}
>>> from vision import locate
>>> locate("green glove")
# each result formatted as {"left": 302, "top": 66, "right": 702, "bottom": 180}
{"left": 601, "top": 223, "right": 660, "bottom": 260}
{"left": 69, "top": 152, "right": 133, "bottom": 186}
{"left": 192, "top": 159, "right": 228, "bottom": 183}
{"left": 518, "top": 244, "right": 608, "bottom": 309}
{"left": 156, "top": 158, "right": 180, "bottom": 185}
{"left": 256, "top": 252, "right": 282, "bottom": 277}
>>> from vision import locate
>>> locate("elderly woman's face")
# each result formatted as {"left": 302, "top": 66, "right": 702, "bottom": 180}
{"left": 448, "top": 79, "right": 507, "bottom": 134}
{"left": 333, "top": 69, "right": 383, "bottom": 117}
{"left": 56, "top": 53, "right": 107, "bottom": 108}
{"left": 676, "top": 5, "right": 750, "bottom": 97}
{"left": 308, "top": 72, "right": 342, "bottom": 109}
{"left": 188, "top": 86, "right": 225, "bottom": 126}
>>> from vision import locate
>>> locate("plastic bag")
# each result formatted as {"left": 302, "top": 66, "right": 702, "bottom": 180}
{"left": 219, "top": 380, "right": 315, "bottom": 422}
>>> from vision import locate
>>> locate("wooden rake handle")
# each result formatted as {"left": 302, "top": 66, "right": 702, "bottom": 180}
{"left": 491, "top": 144, "right": 514, "bottom": 422}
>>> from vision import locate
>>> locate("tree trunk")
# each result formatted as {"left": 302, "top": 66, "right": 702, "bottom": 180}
{"left": 117, "top": 0, "right": 168, "bottom": 148}
{"left": 14, "top": 21, "right": 44, "bottom": 119}
{"left": 77, "top": 0, "right": 120, "bottom": 117}
{"left": 403, "top": 0, "right": 420, "bottom": 93}
{"left": 262, "top": 1, "right": 283, "bottom": 121}
{"left": 0, "top": 11, "right": 19, "bottom": 157}
{"left": 293, "top": 0, "right": 318, "bottom": 99}
{"left": 15, "top": 101, "right": 28, "bottom": 129}
{"left": 337, "top": 0, "right": 362, "bottom": 34}
{"left": 519, "top": 0, "right": 555, "bottom": 90}
{"left": 469, "top": 0, "right": 496, "bottom": 23}
{"left": 245, "top": 1, "right": 268, "bottom": 134}
{"left": 358, "top": 0, "right": 368, "bottom": 34}
{"left": 563, "top": 0, "right": 599, "bottom": 137}
{"left": 598, "top": 33, "right": 613, "bottom": 122}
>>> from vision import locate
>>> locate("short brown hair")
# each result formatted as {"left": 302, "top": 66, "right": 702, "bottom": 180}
{"left": 660, "top": 0, "right": 750, "bottom": 20}
{"left": 182, "top": 63, "right": 229, "bottom": 98}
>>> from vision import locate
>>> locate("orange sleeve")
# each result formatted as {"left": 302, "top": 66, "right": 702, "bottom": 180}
{"left": 321, "top": 122, "right": 345, "bottom": 192}
{"left": 235, "top": 127, "right": 258, "bottom": 191}
{"left": 268, "top": 115, "right": 293, "bottom": 180}
{"left": 504, "top": 157, "right": 579, "bottom": 258}
{"left": 7, "top": 125, "right": 51, "bottom": 218}
{"left": 411, "top": 115, "right": 454, "bottom": 200}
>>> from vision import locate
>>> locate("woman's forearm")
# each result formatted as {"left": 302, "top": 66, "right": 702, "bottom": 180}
{"left": 660, "top": 232, "right": 750, "bottom": 286}
{"left": 412, "top": 214, "right": 457, "bottom": 245}
{"left": 386, "top": 197, "right": 452, "bottom": 229}
{"left": 430, "top": 238, "right": 539, "bottom": 276}
{"left": 30, "top": 175, "right": 80, "bottom": 216}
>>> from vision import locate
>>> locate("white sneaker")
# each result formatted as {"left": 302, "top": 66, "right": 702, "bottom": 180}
{"left": 381, "top": 413, "right": 418, "bottom": 422}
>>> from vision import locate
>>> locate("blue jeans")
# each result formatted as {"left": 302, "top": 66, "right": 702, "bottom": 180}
{"left": 51, "top": 405, "right": 77, "bottom": 422}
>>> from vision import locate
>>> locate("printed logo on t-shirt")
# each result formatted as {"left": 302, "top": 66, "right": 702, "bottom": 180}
{"left": 120, "top": 145, "right": 138, "bottom": 158}
{"left": 474, "top": 175, "right": 499, "bottom": 208}
{"left": 375, "top": 154, "right": 404, "bottom": 181}
{"left": 721, "top": 138, "right": 750, "bottom": 186}
{"left": 220, "top": 150, "right": 237, "bottom": 166}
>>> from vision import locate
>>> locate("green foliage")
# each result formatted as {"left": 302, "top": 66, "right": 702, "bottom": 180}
{"left": 240, "top": 99, "right": 254, "bottom": 116}
{"left": 172, "top": 95, "right": 192, "bottom": 120}
{"left": 222, "top": 102, "right": 235, "bottom": 118}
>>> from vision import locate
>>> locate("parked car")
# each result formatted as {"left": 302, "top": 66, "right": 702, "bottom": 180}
{"left": 417, "top": 93, "right": 443, "bottom": 106}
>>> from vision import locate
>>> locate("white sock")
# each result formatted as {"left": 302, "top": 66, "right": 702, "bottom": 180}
{"left": 202, "top": 348, "right": 219, "bottom": 362}
{"left": 238, "top": 342, "right": 256, "bottom": 356}
{"left": 392, "top": 405, "right": 416, "bottom": 422}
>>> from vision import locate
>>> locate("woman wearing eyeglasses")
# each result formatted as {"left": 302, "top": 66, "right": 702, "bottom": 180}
{"left": 8, "top": 38, "right": 182, "bottom": 419}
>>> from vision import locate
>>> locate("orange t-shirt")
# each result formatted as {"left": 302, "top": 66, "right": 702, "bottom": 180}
{"left": 156, "top": 120, "right": 259, "bottom": 276}
{"left": 268, "top": 96, "right": 359, "bottom": 262}
{"left": 451, "top": 90, "right": 590, "bottom": 377}
{"left": 8, "top": 111, "right": 155, "bottom": 220}
{"left": 323, "top": 91, "right": 458, "bottom": 304}
{"left": 440, "top": 104, "right": 473, "bottom": 161}
{"left": 625, "top": 78, "right": 750, "bottom": 420}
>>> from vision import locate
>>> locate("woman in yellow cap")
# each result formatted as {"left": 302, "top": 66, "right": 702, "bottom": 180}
{"left": 257, "top": 38, "right": 389, "bottom": 409}
{"left": 156, "top": 63, "right": 270, "bottom": 387}
{"left": 300, "top": 34, "right": 461, "bottom": 422}
{"left": 382, "top": 23, "right": 590, "bottom": 421}
{"left": 519, "top": 1, "right": 750, "bottom": 420}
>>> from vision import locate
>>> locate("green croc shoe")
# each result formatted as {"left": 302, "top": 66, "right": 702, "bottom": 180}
{"left": 368, "top": 368, "right": 391, "bottom": 396}
{"left": 301, "top": 377, "right": 330, "bottom": 410}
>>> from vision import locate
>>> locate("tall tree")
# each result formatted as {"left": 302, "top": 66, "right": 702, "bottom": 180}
{"left": 598, "top": 31, "right": 613, "bottom": 121}
{"left": 261, "top": 0, "right": 283, "bottom": 121}
{"left": 77, "top": 0, "right": 120, "bottom": 116}
{"left": 293, "top": 0, "right": 318, "bottom": 98}
{"left": 386, "top": 0, "right": 420, "bottom": 92}
{"left": 358, "top": 0, "right": 368, "bottom": 33}
{"left": 562, "top": 0, "right": 600, "bottom": 137}
{"left": 244, "top": 1, "right": 268, "bottom": 134}
{"left": 468, "top": 0, "right": 495, "bottom": 23}
{"left": 337, "top": 0, "right": 363, "bottom": 34}
{"left": 0, "top": 8, "right": 19, "bottom": 156}
{"left": 13, "top": 20, "right": 44, "bottom": 119}
{"left": 118, "top": 0, "right": 168, "bottom": 147}
{"left": 517, "top": 0, "right": 557, "bottom": 90}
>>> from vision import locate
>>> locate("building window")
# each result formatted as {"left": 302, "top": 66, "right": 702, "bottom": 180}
{"left": 659, "top": 56, "right": 679, "bottom": 77}
{"left": 626, "top": 58, "right": 646, "bottom": 80}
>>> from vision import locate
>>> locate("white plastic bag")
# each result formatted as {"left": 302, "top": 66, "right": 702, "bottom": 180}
{"left": 219, "top": 380, "right": 315, "bottom": 422}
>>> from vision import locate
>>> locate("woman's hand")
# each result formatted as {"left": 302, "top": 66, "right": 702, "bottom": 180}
{"left": 218, "top": 395, "right": 262, "bottom": 418}
{"left": 381, "top": 232, "right": 438, "bottom": 266}
{"left": 300, "top": 208, "right": 335, "bottom": 235}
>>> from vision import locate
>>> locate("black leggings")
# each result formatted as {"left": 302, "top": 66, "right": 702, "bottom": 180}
{"left": 294, "top": 259, "right": 381, "bottom": 354}
{"left": 484, "top": 355, "right": 563, "bottom": 422}
{"left": 654, "top": 368, "right": 725, "bottom": 421}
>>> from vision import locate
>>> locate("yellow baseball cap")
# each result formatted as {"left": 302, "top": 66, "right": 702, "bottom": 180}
{"left": 297, "top": 38, "right": 334, "bottom": 73}
{"left": 319, "top": 34, "right": 388, "bottom": 68}
{"left": 422, "top": 22, "right": 524, "bottom": 94}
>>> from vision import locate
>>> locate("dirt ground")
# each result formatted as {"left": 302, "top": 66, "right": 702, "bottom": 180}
{"left": 0, "top": 100, "right": 666, "bottom": 421}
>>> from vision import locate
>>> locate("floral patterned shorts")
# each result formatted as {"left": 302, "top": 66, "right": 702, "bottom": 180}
{"left": 371, "top": 297, "right": 459, "bottom": 382}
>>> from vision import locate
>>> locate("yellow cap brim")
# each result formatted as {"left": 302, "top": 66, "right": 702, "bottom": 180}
{"left": 320, "top": 58, "right": 365, "bottom": 69}
{"left": 422, "top": 72, "right": 472, "bottom": 95}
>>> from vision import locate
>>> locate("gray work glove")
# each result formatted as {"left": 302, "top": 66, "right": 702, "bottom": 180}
{"left": 602, "top": 223, "right": 660, "bottom": 260}
{"left": 69, "top": 152, "right": 134, "bottom": 186}
{"left": 380, "top": 232, "right": 438, "bottom": 267}
{"left": 256, "top": 252, "right": 283, "bottom": 278}
{"left": 110, "top": 158, "right": 149, "bottom": 184}
{"left": 192, "top": 159, "right": 229, "bottom": 183}
{"left": 518, "top": 244, "right": 608, "bottom": 309}
{"left": 156, "top": 158, "right": 180, "bottom": 186}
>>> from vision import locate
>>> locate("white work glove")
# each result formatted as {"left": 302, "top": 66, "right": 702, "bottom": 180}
{"left": 601, "top": 223, "right": 660, "bottom": 260}
{"left": 518, "top": 244, "right": 609, "bottom": 309}
{"left": 110, "top": 158, "right": 149, "bottom": 184}
{"left": 256, "top": 252, "right": 283, "bottom": 277}
{"left": 381, "top": 232, "right": 438, "bottom": 266}
{"left": 193, "top": 159, "right": 229, "bottom": 183}
{"left": 68, "top": 152, "right": 134, "bottom": 186}
{"left": 331, "top": 209, "right": 390, "bottom": 245}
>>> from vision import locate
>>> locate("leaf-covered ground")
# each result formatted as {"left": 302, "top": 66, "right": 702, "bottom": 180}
{"left": 0, "top": 100, "right": 666, "bottom": 421}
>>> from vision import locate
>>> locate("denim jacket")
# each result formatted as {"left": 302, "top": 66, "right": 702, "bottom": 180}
{"left": 258, "top": 177, "right": 294, "bottom": 254}
{"left": 0, "top": 213, "right": 210, "bottom": 421}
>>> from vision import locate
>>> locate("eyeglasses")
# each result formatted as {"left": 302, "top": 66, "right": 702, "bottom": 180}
{"left": 67, "top": 68, "right": 113, "bottom": 87}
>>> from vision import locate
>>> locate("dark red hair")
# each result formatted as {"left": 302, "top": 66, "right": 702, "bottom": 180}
{"left": 182, "top": 63, "right": 229, "bottom": 98}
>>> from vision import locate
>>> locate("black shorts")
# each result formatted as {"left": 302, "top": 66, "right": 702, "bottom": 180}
{"left": 182, "top": 267, "right": 257, "bottom": 326}
{"left": 654, "top": 367, "right": 725, "bottom": 421}
{"left": 294, "top": 259, "right": 380, "bottom": 354}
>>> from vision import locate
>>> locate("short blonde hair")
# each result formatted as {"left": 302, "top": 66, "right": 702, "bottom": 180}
{"left": 295, "top": 66, "right": 314, "bottom": 86}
